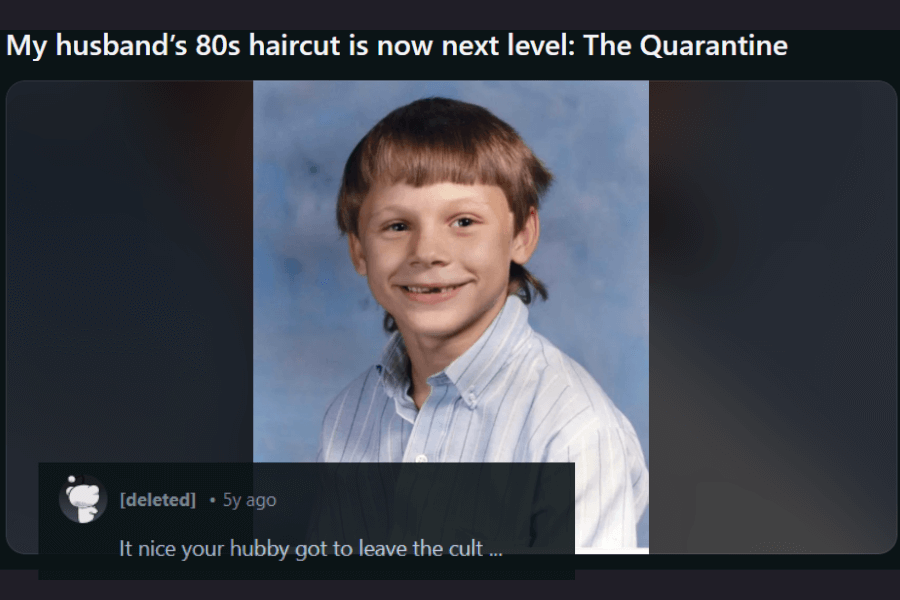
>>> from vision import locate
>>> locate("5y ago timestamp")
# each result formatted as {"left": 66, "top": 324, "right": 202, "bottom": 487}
{"left": 217, "top": 493, "right": 277, "bottom": 510}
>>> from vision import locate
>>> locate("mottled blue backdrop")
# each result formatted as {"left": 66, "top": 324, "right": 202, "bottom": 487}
{"left": 253, "top": 81, "right": 649, "bottom": 546}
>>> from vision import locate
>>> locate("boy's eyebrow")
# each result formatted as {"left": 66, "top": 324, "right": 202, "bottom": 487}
{"left": 367, "top": 204, "right": 408, "bottom": 221}
{"left": 369, "top": 197, "right": 490, "bottom": 219}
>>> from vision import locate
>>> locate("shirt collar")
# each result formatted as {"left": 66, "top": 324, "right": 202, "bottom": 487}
{"left": 376, "top": 295, "right": 533, "bottom": 409}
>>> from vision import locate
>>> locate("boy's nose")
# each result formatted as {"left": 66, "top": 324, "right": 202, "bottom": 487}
{"left": 409, "top": 229, "right": 449, "bottom": 266}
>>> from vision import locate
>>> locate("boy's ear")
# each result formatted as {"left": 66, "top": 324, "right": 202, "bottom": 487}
{"left": 511, "top": 207, "right": 540, "bottom": 265}
{"left": 348, "top": 234, "right": 368, "bottom": 276}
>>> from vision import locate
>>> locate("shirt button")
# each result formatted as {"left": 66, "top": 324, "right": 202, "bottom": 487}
{"left": 415, "top": 454, "right": 428, "bottom": 463}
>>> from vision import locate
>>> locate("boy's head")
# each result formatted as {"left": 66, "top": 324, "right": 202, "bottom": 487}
{"left": 337, "top": 97, "right": 552, "bottom": 335}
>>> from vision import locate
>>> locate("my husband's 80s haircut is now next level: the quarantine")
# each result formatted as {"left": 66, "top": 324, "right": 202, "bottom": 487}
{"left": 336, "top": 97, "right": 553, "bottom": 331}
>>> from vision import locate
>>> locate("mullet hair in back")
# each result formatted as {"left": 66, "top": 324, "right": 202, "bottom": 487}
{"left": 337, "top": 97, "right": 552, "bottom": 332}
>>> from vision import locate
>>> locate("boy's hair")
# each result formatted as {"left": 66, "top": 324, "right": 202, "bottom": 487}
{"left": 337, "top": 97, "right": 552, "bottom": 332}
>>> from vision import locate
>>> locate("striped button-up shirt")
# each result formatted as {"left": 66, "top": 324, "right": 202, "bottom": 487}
{"left": 318, "top": 295, "right": 649, "bottom": 548}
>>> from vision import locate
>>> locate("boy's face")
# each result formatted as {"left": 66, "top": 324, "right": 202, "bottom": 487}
{"left": 349, "top": 182, "right": 539, "bottom": 346}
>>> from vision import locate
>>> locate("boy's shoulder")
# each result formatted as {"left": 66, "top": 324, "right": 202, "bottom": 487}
{"left": 519, "top": 333, "right": 646, "bottom": 473}
{"left": 322, "top": 364, "right": 386, "bottom": 418}
{"left": 317, "top": 364, "right": 388, "bottom": 462}
{"left": 525, "top": 331, "right": 634, "bottom": 431}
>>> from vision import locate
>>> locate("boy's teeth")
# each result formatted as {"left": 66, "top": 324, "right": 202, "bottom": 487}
{"left": 407, "top": 285, "right": 456, "bottom": 294}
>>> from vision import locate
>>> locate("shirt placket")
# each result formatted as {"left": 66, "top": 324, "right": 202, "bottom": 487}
{"left": 401, "top": 378, "right": 458, "bottom": 463}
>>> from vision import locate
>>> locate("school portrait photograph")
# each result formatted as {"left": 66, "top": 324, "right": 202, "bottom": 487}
{"left": 253, "top": 81, "right": 649, "bottom": 548}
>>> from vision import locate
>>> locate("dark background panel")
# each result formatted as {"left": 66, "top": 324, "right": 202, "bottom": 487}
{"left": 650, "top": 81, "right": 897, "bottom": 553}
{"left": 7, "top": 82, "right": 253, "bottom": 554}
{"left": 4, "top": 74, "right": 898, "bottom": 567}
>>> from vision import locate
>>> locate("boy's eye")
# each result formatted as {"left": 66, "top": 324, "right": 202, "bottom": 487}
{"left": 453, "top": 217, "right": 474, "bottom": 228}
{"left": 387, "top": 222, "right": 408, "bottom": 232}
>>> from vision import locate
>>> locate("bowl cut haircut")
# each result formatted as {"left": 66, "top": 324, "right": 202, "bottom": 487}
{"left": 336, "top": 97, "right": 553, "bottom": 331}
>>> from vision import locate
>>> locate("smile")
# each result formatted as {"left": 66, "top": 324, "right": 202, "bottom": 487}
{"left": 400, "top": 283, "right": 466, "bottom": 304}
{"left": 403, "top": 285, "right": 462, "bottom": 294}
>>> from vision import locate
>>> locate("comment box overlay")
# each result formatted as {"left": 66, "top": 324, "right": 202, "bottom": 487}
{"left": 39, "top": 463, "right": 574, "bottom": 567}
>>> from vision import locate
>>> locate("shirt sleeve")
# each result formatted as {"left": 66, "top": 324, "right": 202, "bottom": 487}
{"left": 556, "top": 422, "right": 648, "bottom": 548}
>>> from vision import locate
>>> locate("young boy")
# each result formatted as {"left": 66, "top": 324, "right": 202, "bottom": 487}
{"left": 317, "top": 97, "right": 648, "bottom": 548}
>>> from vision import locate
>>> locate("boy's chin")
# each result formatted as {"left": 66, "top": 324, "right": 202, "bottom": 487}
{"left": 397, "top": 303, "right": 505, "bottom": 343}
{"left": 397, "top": 312, "right": 479, "bottom": 342}
{"left": 388, "top": 291, "right": 508, "bottom": 343}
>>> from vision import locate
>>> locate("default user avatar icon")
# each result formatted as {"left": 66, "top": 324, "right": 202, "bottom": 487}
{"left": 60, "top": 475, "right": 107, "bottom": 523}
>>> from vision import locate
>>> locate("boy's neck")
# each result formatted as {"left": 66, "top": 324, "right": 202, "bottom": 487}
{"left": 399, "top": 297, "right": 507, "bottom": 410}
{"left": 404, "top": 330, "right": 477, "bottom": 410}
{"left": 405, "top": 344, "right": 461, "bottom": 409}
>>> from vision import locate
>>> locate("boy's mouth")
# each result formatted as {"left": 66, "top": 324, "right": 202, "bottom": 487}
{"left": 402, "top": 284, "right": 462, "bottom": 294}
{"left": 400, "top": 283, "right": 466, "bottom": 305}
